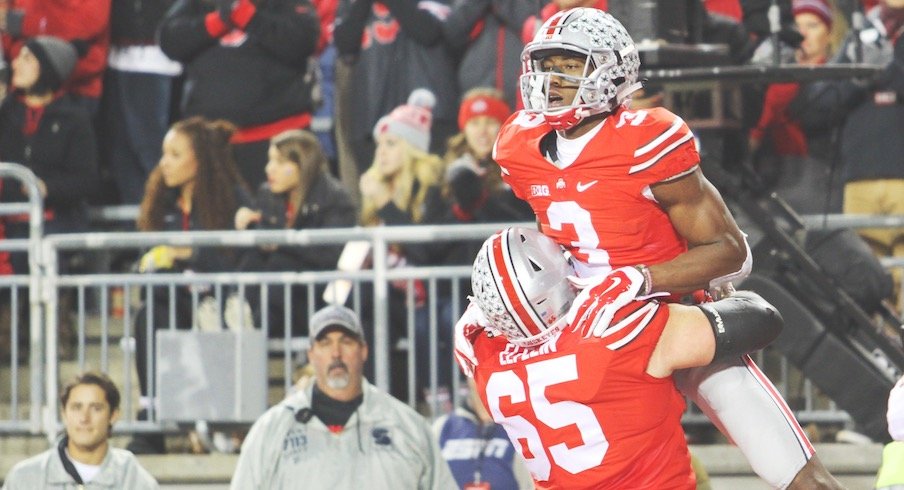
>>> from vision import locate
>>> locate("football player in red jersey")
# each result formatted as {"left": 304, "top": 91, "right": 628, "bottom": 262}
{"left": 492, "top": 7, "right": 842, "bottom": 489}
{"left": 455, "top": 227, "right": 786, "bottom": 489}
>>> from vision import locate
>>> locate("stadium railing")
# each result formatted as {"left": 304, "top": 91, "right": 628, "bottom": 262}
{"left": 1, "top": 163, "right": 902, "bottom": 439}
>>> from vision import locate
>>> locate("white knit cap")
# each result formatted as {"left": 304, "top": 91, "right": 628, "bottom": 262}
{"left": 373, "top": 88, "right": 435, "bottom": 152}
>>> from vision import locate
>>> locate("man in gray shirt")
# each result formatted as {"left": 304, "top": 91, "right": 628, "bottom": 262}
{"left": 231, "top": 305, "right": 456, "bottom": 489}
{"left": 2, "top": 371, "right": 158, "bottom": 489}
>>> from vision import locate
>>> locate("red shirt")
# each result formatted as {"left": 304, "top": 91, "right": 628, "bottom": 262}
{"left": 494, "top": 106, "right": 699, "bottom": 275}
{"left": 459, "top": 301, "right": 694, "bottom": 489}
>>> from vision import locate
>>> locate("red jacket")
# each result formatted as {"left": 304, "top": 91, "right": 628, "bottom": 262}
{"left": 3, "top": 0, "right": 111, "bottom": 99}
{"left": 750, "top": 83, "right": 808, "bottom": 157}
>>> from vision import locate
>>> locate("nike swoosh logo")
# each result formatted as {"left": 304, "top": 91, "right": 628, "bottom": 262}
{"left": 576, "top": 180, "right": 599, "bottom": 192}
{"left": 600, "top": 276, "right": 621, "bottom": 297}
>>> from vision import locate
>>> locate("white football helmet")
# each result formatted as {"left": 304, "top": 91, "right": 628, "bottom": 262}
{"left": 520, "top": 8, "right": 642, "bottom": 131}
{"left": 471, "top": 227, "right": 575, "bottom": 347}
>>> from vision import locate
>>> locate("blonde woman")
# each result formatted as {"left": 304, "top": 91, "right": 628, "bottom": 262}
{"left": 357, "top": 89, "right": 446, "bottom": 400}
{"left": 359, "top": 89, "right": 443, "bottom": 228}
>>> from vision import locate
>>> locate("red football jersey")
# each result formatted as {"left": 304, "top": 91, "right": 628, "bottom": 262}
{"left": 456, "top": 302, "right": 695, "bottom": 490}
{"left": 493, "top": 106, "right": 700, "bottom": 275}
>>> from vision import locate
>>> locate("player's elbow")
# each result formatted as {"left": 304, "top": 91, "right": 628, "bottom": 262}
{"left": 724, "top": 233, "right": 748, "bottom": 271}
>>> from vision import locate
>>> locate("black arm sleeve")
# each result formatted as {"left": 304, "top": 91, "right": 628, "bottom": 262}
{"left": 43, "top": 112, "right": 98, "bottom": 206}
{"left": 334, "top": 0, "right": 373, "bottom": 55}
{"left": 697, "top": 290, "right": 784, "bottom": 362}
{"left": 788, "top": 37, "right": 872, "bottom": 130}
{"left": 243, "top": 0, "right": 320, "bottom": 67}
{"left": 157, "top": 0, "right": 221, "bottom": 62}
{"left": 442, "top": 0, "right": 491, "bottom": 50}
{"left": 380, "top": 0, "right": 445, "bottom": 46}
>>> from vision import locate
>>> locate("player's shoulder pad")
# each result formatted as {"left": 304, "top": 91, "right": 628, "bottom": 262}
{"left": 610, "top": 107, "right": 695, "bottom": 175}
{"left": 493, "top": 110, "right": 549, "bottom": 166}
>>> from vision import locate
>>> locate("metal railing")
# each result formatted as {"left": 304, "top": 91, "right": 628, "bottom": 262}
{"left": 0, "top": 162, "right": 44, "bottom": 433}
{"left": 2, "top": 173, "right": 903, "bottom": 437}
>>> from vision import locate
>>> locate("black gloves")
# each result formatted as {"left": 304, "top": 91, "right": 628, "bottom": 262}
{"left": 448, "top": 165, "right": 484, "bottom": 212}
{"left": 215, "top": 0, "right": 236, "bottom": 27}
{"left": 872, "top": 37, "right": 904, "bottom": 95}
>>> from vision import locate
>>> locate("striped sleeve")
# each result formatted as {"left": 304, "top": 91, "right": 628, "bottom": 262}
{"left": 627, "top": 110, "right": 699, "bottom": 183}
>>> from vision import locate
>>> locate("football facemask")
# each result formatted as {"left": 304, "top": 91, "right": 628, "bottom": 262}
{"left": 520, "top": 8, "right": 643, "bottom": 131}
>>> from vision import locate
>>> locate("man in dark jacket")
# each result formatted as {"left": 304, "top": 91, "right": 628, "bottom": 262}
{"left": 103, "top": 0, "right": 181, "bottom": 204}
{"left": 797, "top": 0, "right": 904, "bottom": 310}
{"left": 334, "top": 0, "right": 459, "bottom": 173}
{"left": 158, "top": 0, "right": 320, "bottom": 188}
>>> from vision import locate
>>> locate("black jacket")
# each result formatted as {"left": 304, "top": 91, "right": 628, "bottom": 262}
{"left": 112, "top": 0, "right": 176, "bottom": 44}
{"left": 795, "top": 9, "right": 904, "bottom": 183}
{"left": 158, "top": 0, "right": 320, "bottom": 127}
{"left": 0, "top": 94, "right": 98, "bottom": 216}
{"left": 240, "top": 171, "right": 357, "bottom": 273}
{"left": 156, "top": 185, "right": 252, "bottom": 273}
{"left": 334, "top": 0, "right": 459, "bottom": 167}
{"left": 442, "top": 0, "right": 538, "bottom": 109}
{"left": 237, "top": 172, "right": 356, "bottom": 338}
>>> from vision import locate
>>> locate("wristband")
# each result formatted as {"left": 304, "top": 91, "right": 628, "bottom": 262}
{"left": 635, "top": 264, "right": 653, "bottom": 296}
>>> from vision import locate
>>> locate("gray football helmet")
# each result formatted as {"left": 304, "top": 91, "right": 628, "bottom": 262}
{"left": 520, "top": 8, "right": 642, "bottom": 130}
{"left": 471, "top": 227, "right": 575, "bottom": 347}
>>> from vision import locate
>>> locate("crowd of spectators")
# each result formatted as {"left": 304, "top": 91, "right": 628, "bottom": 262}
{"left": 0, "top": 0, "right": 902, "bottom": 481}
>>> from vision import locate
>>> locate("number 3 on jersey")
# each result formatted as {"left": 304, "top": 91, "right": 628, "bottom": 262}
{"left": 546, "top": 201, "right": 611, "bottom": 267}
{"left": 484, "top": 355, "right": 609, "bottom": 480}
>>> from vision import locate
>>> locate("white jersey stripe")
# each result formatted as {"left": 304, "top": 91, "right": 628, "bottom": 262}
{"left": 606, "top": 303, "right": 659, "bottom": 350}
{"left": 628, "top": 132, "right": 694, "bottom": 175}
{"left": 600, "top": 302, "right": 658, "bottom": 338}
{"left": 633, "top": 117, "right": 684, "bottom": 158}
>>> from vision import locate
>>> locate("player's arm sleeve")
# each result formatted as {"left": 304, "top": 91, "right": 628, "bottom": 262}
{"left": 697, "top": 291, "right": 783, "bottom": 362}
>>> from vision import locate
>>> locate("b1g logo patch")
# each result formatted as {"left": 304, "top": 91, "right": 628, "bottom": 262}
{"left": 530, "top": 185, "right": 550, "bottom": 197}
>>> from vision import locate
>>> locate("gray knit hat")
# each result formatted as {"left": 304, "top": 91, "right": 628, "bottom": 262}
{"left": 25, "top": 36, "right": 77, "bottom": 91}
{"left": 372, "top": 88, "right": 435, "bottom": 152}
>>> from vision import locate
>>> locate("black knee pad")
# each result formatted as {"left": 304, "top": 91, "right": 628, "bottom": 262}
{"left": 697, "top": 291, "right": 784, "bottom": 362}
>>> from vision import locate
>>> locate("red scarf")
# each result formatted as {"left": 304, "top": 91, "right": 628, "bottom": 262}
{"left": 23, "top": 105, "right": 45, "bottom": 137}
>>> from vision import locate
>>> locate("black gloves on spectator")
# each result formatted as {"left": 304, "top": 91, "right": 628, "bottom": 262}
{"left": 448, "top": 165, "right": 484, "bottom": 213}
{"left": 215, "top": 0, "right": 236, "bottom": 27}
{"left": 740, "top": 0, "right": 802, "bottom": 52}
{"left": 872, "top": 37, "right": 904, "bottom": 95}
